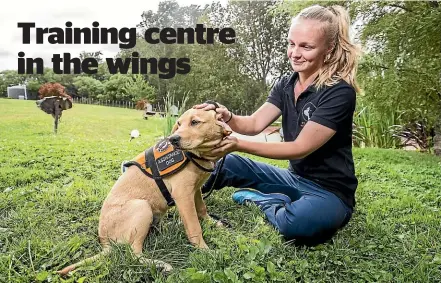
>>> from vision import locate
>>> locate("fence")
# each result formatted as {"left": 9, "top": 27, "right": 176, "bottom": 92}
{"left": 71, "top": 97, "right": 166, "bottom": 112}
{"left": 71, "top": 97, "right": 251, "bottom": 116}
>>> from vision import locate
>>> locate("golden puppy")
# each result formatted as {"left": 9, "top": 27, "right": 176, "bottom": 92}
{"left": 57, "top": 108, "right": 232, "bottom": 275}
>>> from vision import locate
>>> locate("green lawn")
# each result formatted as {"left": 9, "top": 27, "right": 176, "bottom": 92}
{"left": 1, "top": 98, "right": 440, "bottom": 283}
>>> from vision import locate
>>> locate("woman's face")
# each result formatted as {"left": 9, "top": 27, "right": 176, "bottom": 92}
{"left": 287, "top": 18, "right": 330, "bottom": 76}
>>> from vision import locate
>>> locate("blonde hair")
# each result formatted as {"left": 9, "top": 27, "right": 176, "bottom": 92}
{"left": 293, "top": 5, "right": 362, "bottom": 93}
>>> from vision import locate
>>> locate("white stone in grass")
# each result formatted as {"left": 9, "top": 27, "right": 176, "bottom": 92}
{"left": 130, "top": 129, "right": 140, "bottom": 141}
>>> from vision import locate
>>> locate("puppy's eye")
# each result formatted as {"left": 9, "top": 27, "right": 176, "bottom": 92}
{"left": 177, "top": 121, "right": 181, "bottom": 126}
{"left": 191, "top": 120, "right": 200, "bottom": 126}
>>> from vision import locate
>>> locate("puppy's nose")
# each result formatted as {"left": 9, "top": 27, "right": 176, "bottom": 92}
{"left": 168, "top": 135, "right": 181, "bottom": 146}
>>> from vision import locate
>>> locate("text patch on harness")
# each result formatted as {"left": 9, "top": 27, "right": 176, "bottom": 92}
{"left": 122, "top": 138, "right": 216, "bottom": 207}
{"left": 126, "top": 139, "right": 189, "bottom": 178}
{"left": 154, "top": 140, "right": 185, "bottom": 172}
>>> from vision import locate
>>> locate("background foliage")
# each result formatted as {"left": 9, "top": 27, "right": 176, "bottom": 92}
{"left": 1, "top": 0, "right": 440, "bottom": 153}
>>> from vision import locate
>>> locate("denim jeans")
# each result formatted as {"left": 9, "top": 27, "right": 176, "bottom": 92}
{"left": 201, "top": 154, "right": 353, "bottom": 243}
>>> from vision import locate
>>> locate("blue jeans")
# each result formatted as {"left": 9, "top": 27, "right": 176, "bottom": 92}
{"left": 201, "top": 154, "right": 353, "bottom": 244}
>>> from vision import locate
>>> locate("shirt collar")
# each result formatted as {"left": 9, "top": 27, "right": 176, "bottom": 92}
{"left": 283, "top": 72, "right": 317, "bottom": 95}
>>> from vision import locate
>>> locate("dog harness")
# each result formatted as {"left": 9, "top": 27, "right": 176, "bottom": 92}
{"left": 123, "top": 139, "right": 215, "bottom": 206}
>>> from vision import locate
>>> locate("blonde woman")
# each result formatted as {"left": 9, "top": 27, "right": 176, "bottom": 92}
{"left": 194, "top": 5, "right": 361, "bottom": 244}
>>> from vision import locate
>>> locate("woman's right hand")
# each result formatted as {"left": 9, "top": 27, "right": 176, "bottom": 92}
{"left": 193, "top": 102, "right": 232, "bottom": 122}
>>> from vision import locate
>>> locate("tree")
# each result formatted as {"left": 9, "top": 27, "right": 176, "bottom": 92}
{"left": 0, "top": 70, "right": 27, "bottom": 97}
{"left": 78, "top": 51, "right": 111, "bottom": 81}
{"left": 136, "top": 0, "right": 210, "bottom": 103}
{"left": 132, "top": 0, "right": 286, "bottom": 112}
{"left": 102, "top": 74, "right": 133, "bottom": 101}
{"left": 26, "top": 79, "right": 42, "bottom": 93}
{"left": 348, "top": 1, "right": 441, "bottom": 154}
{"left": 37, "top": 82, "right": 73, "bottom": 134}
{"left": 123, "top": 74, "right": 156, "bottom": 102}
{"left": 73, "top": 76, "right": 104, "bottom": 99}
{"left": 227, "top": 0, "right": 292, "bottom": 86}
{"left": 79, "top": 51, "right": 103, "bottom": 64}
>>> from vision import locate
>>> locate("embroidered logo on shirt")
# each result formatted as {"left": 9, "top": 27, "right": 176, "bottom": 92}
{"left": 302, "top": 102, "right": 317, "bottom": 122}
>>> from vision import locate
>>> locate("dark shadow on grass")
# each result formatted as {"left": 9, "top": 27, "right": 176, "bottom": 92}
{"left": 284, "top": 229, "right": 339, "bottom": 247}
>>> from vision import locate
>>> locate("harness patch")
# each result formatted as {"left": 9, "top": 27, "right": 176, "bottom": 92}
{"left": 122, "top": 138, "right": 216, "bottom": 207}
{"left": 155, "top": 139, "right": 170, "bottom": 152}
{"left": 155, "top": 144, "right": 185, "bottom": 172}
{"left": 128, "top": 139, "right": 188, "bottom": 177}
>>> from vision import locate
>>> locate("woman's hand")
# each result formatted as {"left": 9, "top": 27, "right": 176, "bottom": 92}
{"left": 204, "top": 136, "right": 239, "bottom": 160}
{"left": 193, "top": 102, "right": 232, "bottom": 122}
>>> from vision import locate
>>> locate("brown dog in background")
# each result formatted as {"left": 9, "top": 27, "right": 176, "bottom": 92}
{"left": 57, "top": 108, "right": 232, "bottom": 275}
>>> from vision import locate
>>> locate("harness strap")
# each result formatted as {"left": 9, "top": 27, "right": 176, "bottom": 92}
{"left": 202, "top": 155, "right": 226, "bottom": 200}
{"left": 146, "top": 148, "right": 175, "bottom": 206}
{"left": 122, "top": 161, "right": 154, "bottom": 178}
{"left": 123, "top": 147, "right": 222, "bottom": 207}
{"left": 185, "top": 152, "right": 215, "bottom": 172}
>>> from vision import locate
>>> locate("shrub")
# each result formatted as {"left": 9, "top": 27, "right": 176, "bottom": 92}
{"left": 38, "top": 82, "right": 72, "bottom": 101}
{"left": 135, "top": 99, "right": 150, "bottom": 110}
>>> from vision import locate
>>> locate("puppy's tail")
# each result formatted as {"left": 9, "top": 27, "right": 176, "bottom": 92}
{"left": 57, "top": 248, "right": 111, "bottom": 276}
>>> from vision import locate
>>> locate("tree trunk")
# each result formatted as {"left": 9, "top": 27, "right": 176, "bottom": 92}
{"left": 53, "top": 100, "right": 62, "bottom": 134}
{"left": 54, "top": 114, "right": 59, "bottom": 134}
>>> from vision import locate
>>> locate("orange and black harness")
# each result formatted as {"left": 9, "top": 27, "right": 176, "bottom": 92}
{"left": 123, "top": 138, "right": 225, "bottom": 207}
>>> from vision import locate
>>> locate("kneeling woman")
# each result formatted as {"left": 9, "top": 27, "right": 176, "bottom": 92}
{"left": 195, "top": 4, "right": 361, "bottom": 245}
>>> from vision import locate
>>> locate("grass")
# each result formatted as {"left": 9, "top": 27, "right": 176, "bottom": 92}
{"left": 352, "top": 103, "right": 402, "bottom": 149}
{"left": 0, "top": 98, "right": 440, "bottom": 283}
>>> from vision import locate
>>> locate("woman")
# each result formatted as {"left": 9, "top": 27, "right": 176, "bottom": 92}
{"left": 194, "top": 5, "right": 362, "bottom": 244}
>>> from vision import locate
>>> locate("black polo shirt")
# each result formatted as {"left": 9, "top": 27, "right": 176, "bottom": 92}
{"left": 266, "top": 72, "right": 358, "bottom": 208}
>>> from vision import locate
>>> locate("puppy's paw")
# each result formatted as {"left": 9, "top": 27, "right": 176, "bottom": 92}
{"left": 198, "top": 242, "right": 209, "bottom": 249}
{"left": 189, "top": 236, "right": 210, "bottom": 249}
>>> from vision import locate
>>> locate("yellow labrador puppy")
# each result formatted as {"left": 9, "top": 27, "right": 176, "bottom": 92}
{"left": 57, "top": 108, "right": 232, "bottom": 275}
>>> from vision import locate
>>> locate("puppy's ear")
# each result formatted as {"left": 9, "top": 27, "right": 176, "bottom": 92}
{"left": 213, "top": 111, "right": 232, "bottom": 136}
{"left": 215, "top": 120, "right": 233, "bottom": 136}
{"left": 171, "top": 121, "right": 179, "bottom": 134}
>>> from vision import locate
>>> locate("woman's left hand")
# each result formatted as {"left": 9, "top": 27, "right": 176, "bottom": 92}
{"left": 205, "top": 136, "right": 239, "bottom": 160}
